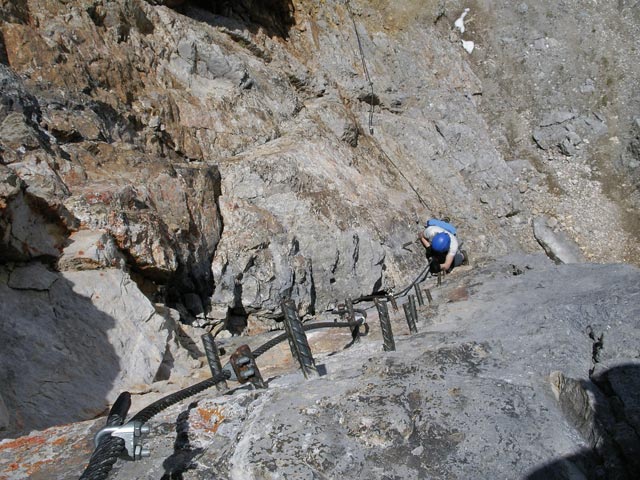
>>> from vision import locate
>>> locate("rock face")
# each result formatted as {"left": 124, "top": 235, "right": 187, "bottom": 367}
{"left": 0, "top": 0, "right": 519, "bottom": 330}
{"left": 1, "top": 0, "right": 640, "bottom": 448}
{"left": 459, "top": 0, "right": 640, "bottom": 261}
{"left": 1, "top": 255, "right": 638, "bottom": 479}
{"left": 0, "top": 263, "right": 169, "bottom": 437}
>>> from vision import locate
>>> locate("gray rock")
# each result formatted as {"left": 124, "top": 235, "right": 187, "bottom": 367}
{"left": 0, "top": 267, "right": 169, "bottom": 436}
{"left": 533, "top": 111, "right": 601, "bottom": 154}
{"left": 5, "top": 255, "right": 639, "bottom": 479}
{"left": 533, "top": 37, "right": 547, "bottom": 50}
{"left": 540, "top": 111, "right": 576, "bottom": 127}
{"left": 153, "top": 304, "right": 205, "bottom": 382}
{"left": 533, "top": 216, "right": 586, "bottom": 264}
{"left": 0, "top": 64, "right": 40, "bottom": 122}
{"left": 7, "top": 262, "right": 58, "bottom": 290}
{"left": 58, "top": 230, "right": 126, "bottom": 271}
{"left": 0, "top": 112, "right": 41, "bottom": 151}
{"left": 580, "top": 78, "right": 596, "bottom": 94}
{"left": 620, "top": 116, "right": 640, "bottom": 173}
{"left": 0, "top": 189, "right": 69, "bottom": 261}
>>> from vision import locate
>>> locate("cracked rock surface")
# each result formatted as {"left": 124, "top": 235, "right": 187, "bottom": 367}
{"left": 1, "top": 255, "right": 638, "bottom": 479}
{"left": 1, "top": 0, "right": 640, "bottom": 468}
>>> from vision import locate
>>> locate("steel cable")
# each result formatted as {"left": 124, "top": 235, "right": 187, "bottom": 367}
{"left": 346, "top": 0, "right": 374, "bottom": 134}
{"left": 252, "top": 321, "right": 365, "bottom": 358}
{"left": 391, "top": 264, "right": 431, "bottom": 299}
{"left": 346, "top": 264, "right": 431, "bottom": 309}
{"left": 131, "top": 370, "right": 231, "bottom": 424}
{"left": 79, "top": 392, "right": 131, "bottom": 480}
{"left": 80, "top": 321, "right": 365, "bottom": 479}
{"left": 345, "top": 3, "right": 432, "bottom": 211}
{"left": 79, "top": 436, "right": 126, "bottom": 480}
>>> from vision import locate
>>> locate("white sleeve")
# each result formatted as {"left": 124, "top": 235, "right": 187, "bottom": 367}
{"left": 448, "top": 234, "right": 459, "bottom": 254}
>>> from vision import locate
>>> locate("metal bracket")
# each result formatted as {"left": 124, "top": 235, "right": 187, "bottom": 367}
{"left": 221, "top": 360, "right": 238, "bottom": 382}
{"left": 94, "top": 420, "right": 151, "bottom": 461}
{"left": 226, "top": 344, "right": 266, "bottom": 388}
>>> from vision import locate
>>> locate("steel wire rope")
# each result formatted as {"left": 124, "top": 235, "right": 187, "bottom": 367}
{"left": 252, "top": 320, "right": 366, "bottom": 358}
{"left": 345, "top": 2, "right": 431, "bottom": 212}
{"left": 78, "top": 317, "right": 378, "bottom": 478}
{"left": 79, "top": 436, "right": 126, "bottom": 480}
{"left": 391, "top": 264, "right": 431, "bottom": 298}
{"left": 99, "top": 321, "right": 364, "bottom": 428}
{"left": 130, "top": 370, "right": 231, "bottom": 424}
{"left": 79, "top": 393, "right": 131, "bottom": 480}
{"left": 346, "top": 0, "right": 374, "bottom": 134}
{"left": 341, "top": 264, "right": 431, "bottom": 312}
{"left": 376, "top": 143, "right": 432, "bottom": 211}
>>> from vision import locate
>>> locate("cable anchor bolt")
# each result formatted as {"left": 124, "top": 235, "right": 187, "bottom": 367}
{"left": 93, "top": 420, "right": 151, "bottom": 461}
{"left": 228, "top": 344, "right": 266, "bottom": 389}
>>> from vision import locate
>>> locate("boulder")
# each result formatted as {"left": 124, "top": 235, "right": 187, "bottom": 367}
{"left": 533, "top": 216, "right": 586, "bottom": 264}
{"left": 6, "top": 262, "right": 58, "bottom": 290}
{"left": 0, "top": 265, "right": 170, "bottom": 437}
{"left": 0, "top": 112, "right": 42, "bottom": 151}
{"left": 532, "top": 111, "right": 607, "bottom": 156}
{"left": 0, "top": 188, "right": 69, "bottom": 261}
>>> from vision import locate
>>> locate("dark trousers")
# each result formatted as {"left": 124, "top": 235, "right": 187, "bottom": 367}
{"left": 427, "top": 249, "right": 464, "bottom": 273}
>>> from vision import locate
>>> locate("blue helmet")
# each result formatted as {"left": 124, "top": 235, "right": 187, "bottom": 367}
{"left": 431, "top": 232, "right": 451, "bottom": 252}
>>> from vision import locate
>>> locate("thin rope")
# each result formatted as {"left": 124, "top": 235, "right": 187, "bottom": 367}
{"left": 346, "top": 1, "right": 374, "bottom": 134}
{"left": 376, "top": 143, "right": 431, "bottom": 210}
{"left": 345, "top": 2, "right": 430, "bottom": 210}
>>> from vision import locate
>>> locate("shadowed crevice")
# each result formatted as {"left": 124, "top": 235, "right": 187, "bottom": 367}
{"left": 161, "top": 402, "right": 205, "bottom": 480}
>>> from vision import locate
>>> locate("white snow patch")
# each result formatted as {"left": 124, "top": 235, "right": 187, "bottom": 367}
{"left": 462, "top": 40, "right": 475, "bottom": 54}
{"left": 454, "top": 8, "right": 470, "bottom": 33}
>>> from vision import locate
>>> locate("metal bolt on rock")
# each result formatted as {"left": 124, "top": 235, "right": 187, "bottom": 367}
{"left": 201, "top": 333, "right": 228, "bottom": 391}
{"left": 425, "top": 288, "right": 433, "bottom": 304}
{"left": 281, "top": 299, "right": 319, "bottom": 379}
{"left": 375, "top": 298, "right": 396, "bottom": 351}
{"left": 404, "top": 301, "right": 418, "bottom": 334}
{"left": 408, "top": 295, "right": 419, "bottom": 333}
{"left": 345, "top": 298, "right": 360, "bottom": 343}
{"left": 229, "top": 344, "right": 266, "bottom": 389}
{"left": 414, "top": 283, "right": 424, "bottom": 306}
{"left": 388, "top": 295, "right": 398, "bottom": 312}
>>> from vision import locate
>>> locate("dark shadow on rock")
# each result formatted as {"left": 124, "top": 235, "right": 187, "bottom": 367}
{"left": 0, "top": 31, "right": 8, "bottom": 66}
{"left": 0, "top": 0, "right": 30, "bottom": 25}
{"left": 525, "top": 363, "right": 640, "bottom": 480}
{"left": 180, "top": 0, "right": 295, "bottom": 40}
{"left": 0, "top": 266, "right": 122, "bottom": 438}
{"left": 161, "top": 401, "right": 205, "bottom": 480}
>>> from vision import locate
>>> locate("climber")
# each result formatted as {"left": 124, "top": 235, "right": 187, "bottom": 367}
{"left": 419, "top": 219, "right": 468, "bottom": 274}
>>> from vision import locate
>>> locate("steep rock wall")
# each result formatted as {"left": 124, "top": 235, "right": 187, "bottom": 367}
{"left": 2, "top": 0, "right": 638, "bottom": 438}
{"left": 0, "top": 0, "right": 520, "bottom": 325}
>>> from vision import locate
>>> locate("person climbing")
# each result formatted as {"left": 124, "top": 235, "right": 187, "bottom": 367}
{"left": 419, "top": 218, "right": 468, "bottom": 274}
